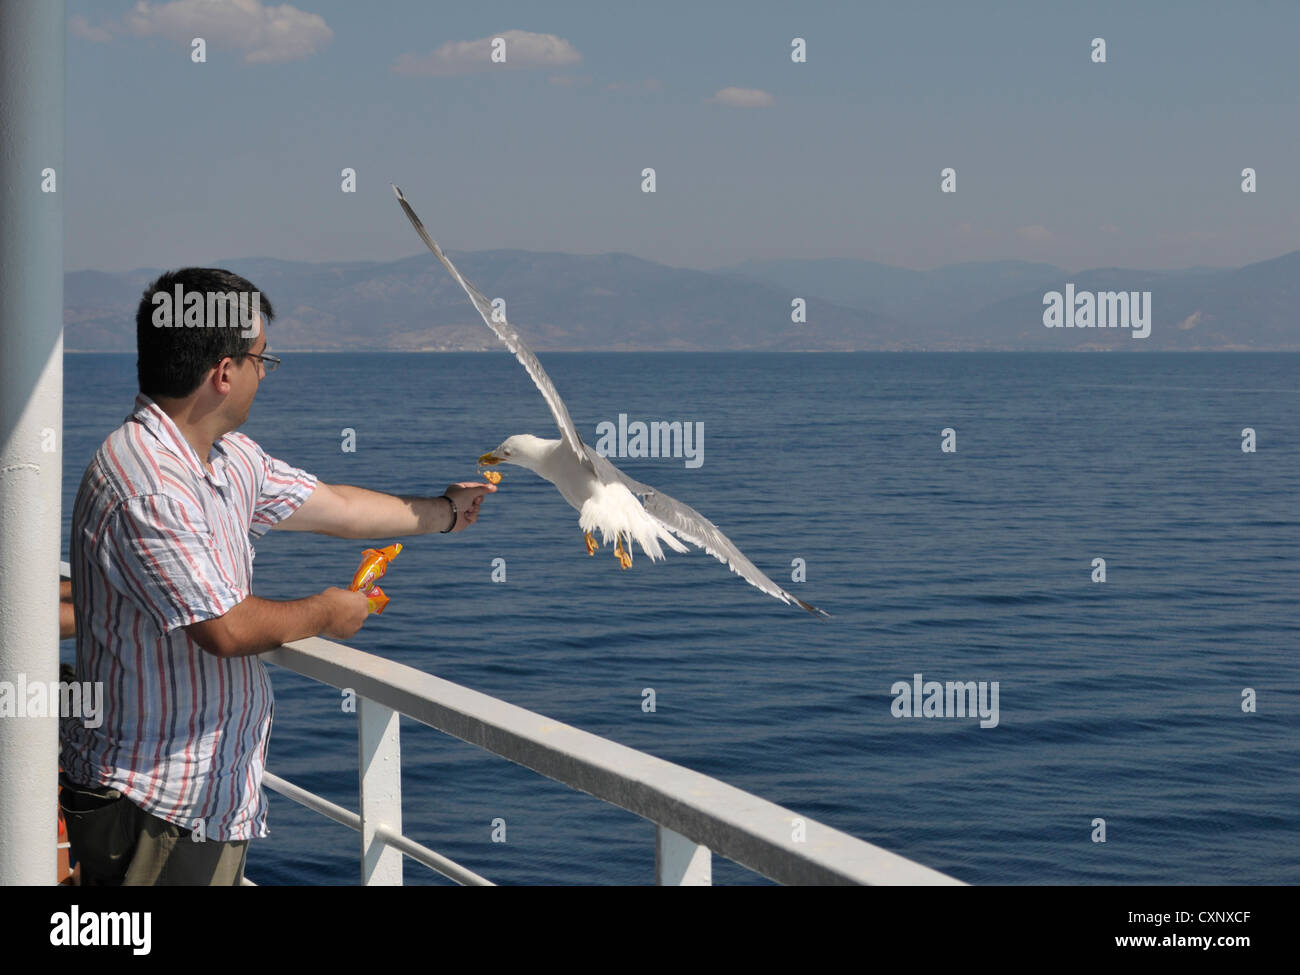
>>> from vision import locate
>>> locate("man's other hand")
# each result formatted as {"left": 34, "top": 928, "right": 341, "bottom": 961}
{"left": 60, "top": 579, "right": 76, "bottom": 640}
{"left": 320, "top": 586, "right": 371, "bottom": 640}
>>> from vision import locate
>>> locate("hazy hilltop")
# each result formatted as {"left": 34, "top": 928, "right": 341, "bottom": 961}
{"left": 718, "top": 258, "right": 1068, "bottom": 325}
{"left": 66, "top": 250, "right": 1300, "bottom": 352}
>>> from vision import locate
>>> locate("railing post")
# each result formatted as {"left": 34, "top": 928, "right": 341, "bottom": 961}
{"left": 655, "top": 825, "right": 712, "bottom": 885}
{"left": 358, "top": 696, "right": 402, "bottom": 885}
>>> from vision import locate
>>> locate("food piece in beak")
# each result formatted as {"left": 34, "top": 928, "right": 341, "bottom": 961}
{"left": 478, "top": 453, "right": 502, "bottom": 466}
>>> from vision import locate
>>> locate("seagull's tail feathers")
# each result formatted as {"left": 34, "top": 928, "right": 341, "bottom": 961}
{"left": 649, "top": 520, "right": 691, "bottom": 556}
{"left": 623, "top": 524, "right": 686, "bottom": 563}
{"left": 578, "top": 486, "right": 688, "bottom": 563}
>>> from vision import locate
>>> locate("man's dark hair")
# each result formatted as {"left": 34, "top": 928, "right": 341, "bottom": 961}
{"left": 136, "top": 267, "right": 275, "bottom": 398}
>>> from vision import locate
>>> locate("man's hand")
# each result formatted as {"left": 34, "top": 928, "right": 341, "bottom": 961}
{"left": 319, "top": 586, "right": 371, "bottom": 640}
{"left": 440, "top": 482, "right": 495, "bottom": 532}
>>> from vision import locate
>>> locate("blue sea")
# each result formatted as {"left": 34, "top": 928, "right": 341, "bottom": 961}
{"left": 60, "top": 352, "right": 1300, "bottom": 885}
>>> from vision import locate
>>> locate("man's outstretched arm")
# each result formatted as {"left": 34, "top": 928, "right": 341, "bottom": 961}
{"left": 277, "top": 480, "right": 497, "bottom": 538}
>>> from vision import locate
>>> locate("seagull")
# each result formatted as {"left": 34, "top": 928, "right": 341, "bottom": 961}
{"left": 392, "top": 185, "right": 828, "bottom": 617}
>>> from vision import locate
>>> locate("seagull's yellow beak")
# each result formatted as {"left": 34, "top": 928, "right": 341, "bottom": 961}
{"left": 478, "top": 453, "right": 502, "bottom": 466}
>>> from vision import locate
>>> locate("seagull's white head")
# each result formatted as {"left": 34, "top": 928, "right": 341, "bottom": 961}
{"left": 479, "top": 434, "right": 551, "bottom": 473}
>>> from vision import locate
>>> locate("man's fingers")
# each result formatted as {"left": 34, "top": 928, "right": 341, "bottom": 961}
{"left": 454, "top": 480, "right": 498, "bottom": 493}
{"left": 447, "top": 481, "right": 498, "bottom": 498}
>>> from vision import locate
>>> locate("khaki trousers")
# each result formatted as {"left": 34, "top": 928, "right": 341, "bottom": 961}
{"left": 60, "top": 779, "right": 248, "bottom": 886}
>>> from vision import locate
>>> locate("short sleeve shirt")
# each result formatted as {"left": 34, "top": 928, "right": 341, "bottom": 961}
{"left": 61, "top": 395, "right": 317, "bottom": 841}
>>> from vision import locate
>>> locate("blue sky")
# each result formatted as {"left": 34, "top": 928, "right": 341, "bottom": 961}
{"left": 65, "top": 0, "right": 1299, "bottom": 273}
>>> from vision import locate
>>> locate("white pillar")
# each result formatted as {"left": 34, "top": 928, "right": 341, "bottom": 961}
{"left": 656, "top": 825, "right": 712, "bottom": 885}
{"left": 0, "top": 0, "right": 65, "bottom": 886}
{"left": 358, "top": 697, "right": 403, "bottom": 885}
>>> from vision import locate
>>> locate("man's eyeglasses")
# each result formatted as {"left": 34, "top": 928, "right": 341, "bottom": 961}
{"left": 244, "top": 351, "right": 281, "bottom": 373}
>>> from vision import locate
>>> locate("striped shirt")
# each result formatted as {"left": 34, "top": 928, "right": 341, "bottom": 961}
{"left": 61, "top": 394, "right": 317, "bottom": 841}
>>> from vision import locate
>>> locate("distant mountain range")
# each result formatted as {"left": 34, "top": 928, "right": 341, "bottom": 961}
{"left": 64, "top": 249, "right": 1300, "bottom": 352}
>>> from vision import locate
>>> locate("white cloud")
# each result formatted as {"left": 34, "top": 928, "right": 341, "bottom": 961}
{"left": 709, "top": 86, "right": 775, "bottom": 108}
{"left": 125, "top": 0, "right": 332, "bottom": 64}
{"left": 394, "top": 29, "right": 581, "bottom": 77}
{"left": 69, "top": 15, "right": 114, "bottom": 43}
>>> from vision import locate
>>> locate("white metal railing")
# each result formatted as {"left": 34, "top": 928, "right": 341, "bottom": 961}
{"left": 60, "top": 563, "right": 962, "bottom": 885}
{"left": 262, "top": 635, "right": 966, "bottom": 886}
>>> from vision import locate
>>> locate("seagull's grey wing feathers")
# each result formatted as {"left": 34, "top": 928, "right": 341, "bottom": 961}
{"left": 585, "top": 447, "right": 829, "bottom": 617}
{"left": 392, "top": 185, "right": 589, "bottom": 465}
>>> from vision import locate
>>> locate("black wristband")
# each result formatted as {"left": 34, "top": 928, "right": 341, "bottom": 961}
{"left": 439, "top": 495, "right": 457, "bottom": 533}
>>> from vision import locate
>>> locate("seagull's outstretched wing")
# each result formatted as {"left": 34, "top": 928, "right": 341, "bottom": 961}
{"left": 392, "top": 185, "right": 589, "bottom": 465}
{"left": 586, "top": 446, "right": 830, "bottom": 617}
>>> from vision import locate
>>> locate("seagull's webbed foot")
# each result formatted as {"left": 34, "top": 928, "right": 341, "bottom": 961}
{"left": 613, "top": 533, "right": 633, "bottom": 570}
{"left": 584, "top": 531, "right": 599, "bottom": 556}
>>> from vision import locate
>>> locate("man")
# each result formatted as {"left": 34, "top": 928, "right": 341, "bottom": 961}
{"left": 59, "top": 267, "right": 495, "bottom": 885}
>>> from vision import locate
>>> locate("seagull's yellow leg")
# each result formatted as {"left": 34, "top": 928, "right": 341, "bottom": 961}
{"left": 585, "top": 531, "right": 599, "bottom": 556}
{"left": 614, "top": 532, "right": 633, "bottom": 570}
